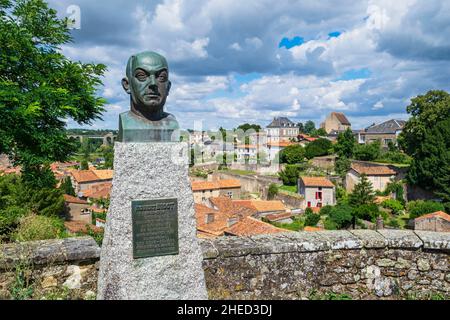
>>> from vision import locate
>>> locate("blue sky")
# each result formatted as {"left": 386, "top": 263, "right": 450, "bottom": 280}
{"left": 48, "top": 0, "right": 450, "bottom": 131}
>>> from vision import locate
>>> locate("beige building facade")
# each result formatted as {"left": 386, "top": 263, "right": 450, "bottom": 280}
{"left": 321, "top": 112, "right": 351, "bottom": 134}
{"left": 298, "top": 177, "right": 336, "bottom": 209}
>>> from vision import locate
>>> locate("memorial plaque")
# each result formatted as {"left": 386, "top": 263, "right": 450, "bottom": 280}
{"left": 132, "top": 198, "right": 179, "bottom": 259}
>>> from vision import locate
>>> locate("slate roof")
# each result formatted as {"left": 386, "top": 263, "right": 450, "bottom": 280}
{"left": 364, "top": 119, "right": 406, "bottom": 134}
{"left": 267, "top": 117, "right": 297, "bottom": 128}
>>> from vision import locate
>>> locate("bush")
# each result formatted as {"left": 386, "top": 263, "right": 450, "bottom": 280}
{"left": 382, "top": 199, "right": 404, "bottom": 215}
{"left": 387, "top": 219, "right": 400, "bottom": 228}
{"left": 319, "top": 205, "right": 333, "bottom": 216}
{"left": 305, "top": 138, "right": 333, "bottom": 159}
{"left": 352, "top": 204, "right": 380, "bottom": 222}
{"left": 280, "top": 145, "right": 306, "bottom": 164}
{"left": 305, "top": 210, "right": 320, "bottom": 227}
{"left": 407, "top": 200, "right": 445, "bottom": 219}
{"left": 12, "top": 214, "right": 66, "bottom": 242}
{"left": 278, "top": 164, "right": 300, "bottom": 186}
{"left": 354, "top": 140, "right": 381, "bottom": 161}
{"left": 267, "top": 183, "right": 279, "bottom": 200}
{"left": 324, "top": 218, "right": 338, "bottom": 230}
{"left": 327, "top": 204, "right": 353, "bottom": 229}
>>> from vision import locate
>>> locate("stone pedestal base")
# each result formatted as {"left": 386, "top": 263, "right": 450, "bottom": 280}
{"left": 97, "top": 142, "right": 207, "bottom": 300}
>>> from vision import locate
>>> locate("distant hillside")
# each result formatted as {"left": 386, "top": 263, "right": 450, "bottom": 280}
{"left": 66, "top": 129, "right": 118, "bottom": 136}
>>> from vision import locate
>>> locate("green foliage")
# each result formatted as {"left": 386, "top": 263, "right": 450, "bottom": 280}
{"left": 0, "top": 174, "right": 64, "bottom": 241}
{"left": 349, "top": 174, "right": 375, "bottom": 207}
{"left": 310, "top": 128, "right": 327, "bottom": 137}
{"left": 336, "top": 186, "right": 349, "bottom": 205}
{"left": 335, "top": 156, "right": 351, "bottom": 177}
{"left": 352, "top": 204, "right": 380, "bottom": 222}
{"left": 304, "top": 121, "right": 316, "bottom": 134}
{"left": 305, "top": 138, "right": 333, "bottom": 159}
{"left": 279, "top": 145, "right": 305, "bottom": 164}
{"left": 0, "top": 0, "right": 106, "bottom": 183}
{"left": 81, "top": 226, "right": 104, "bottom": 246}
{"left": 297, "top": 122, "right": 304, "bottom": 133}
{"left": 267, "top": 183, "right": 279, "bottom": 200}
{"left": 319, "top": 205, "right": 333, "bottom": 216}
{"left": 305, "top": 209, "right": 320, "bottom": 227}
{"left": 12, "top": 214, "right": 66, "bottom": 242}
{"left": 334, "top": 128, "right": 356, "bottom": 158}
{"left": 10, "top": 261, "right": 34, "bottom": 300}
{"left": 59, "top": 176, "right": 75, "bottom": 196}
{"left": 80, "top": 160, "right": 89, "bottom": 170}
{"left": 407, "top": 200, "right": 445, "bottom": 219}
{"left": 308, "top": 290, "right": 352, "bottom": 300}
{"left": 387, "top": 219, "right": 400, "bottom": 228}
{"left": 354, "top": 140, "right": 381, "bottom": 161}
{"left": 269, "top": 215, "right": 304, "bottom": 231}
{"left": 98, "top": 145, "right": 114, "bottom": 169}
{"left": 278, "top": 164, "right": 301, "bottom": 186}
{"left": 325, "top": 204, "right": 353, "bottom": 229}
{"left": 399, "top": 90, "right": 450, "bottom": 203}
{"left": 381, "top": 199, "right": 404, "bottom": 215}
{"left": 385, "top": 179, "right": 405, "bottom": 204}
{"left": 236, "top": 123, "right": 261, "bottom": 132}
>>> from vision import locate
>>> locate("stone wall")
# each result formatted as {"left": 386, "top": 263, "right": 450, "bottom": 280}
{"left": 200, "top": 230, "right": 450, "bottom": 300}
{"left": 1, "top": 231, "right": 449, "bottom": 300}
{"left": 0, "top": 237, "right": 99, "bottom": 300}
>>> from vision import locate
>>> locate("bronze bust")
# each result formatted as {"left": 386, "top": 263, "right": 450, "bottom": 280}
{"left": 118, "top": 51, "right": 180, "bottom": 142}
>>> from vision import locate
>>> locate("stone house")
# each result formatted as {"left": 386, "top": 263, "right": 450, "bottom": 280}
{"left": 414, "top": 211, "right": 450, "bottom": 232}
{"left": 233, "top": 200, "right": 287, "bottom": 218}
{"left": 63, "top": 194, "right": 92, "bottom": 224}
{"left": 265, "top": 117, "right": 299, "bottom": 144}
{"left": 70, "top": 169, "right": 113, "bottom": 195}
{"left": 345, "top": 162, "right": 397, "bottom": 193}
{"left": 358, "top": 119, "right": 406, "bottom": 147}
{"left": 191, "top": 179, "right": 241, "bottom": 204}
{"left": 298, "top": 176, "right": 336, "bottom": 209}
{"left": 320, "top": 112, "right": 351, "bottom": 134}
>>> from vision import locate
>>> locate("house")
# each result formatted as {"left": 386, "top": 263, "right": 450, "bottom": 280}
{"left": 265, "top": 117, "right": 299, "bottom": 144}
{"left": 249, "top": 131, "right": 268, "bottom": 147}
{"left": 298, "top": 176, "right": 336, "bottom": 209}
{"left": 345, "top": 162, "right": 397, "bottom": 193}
{"left": 320, "top": 112, "right": 351, "bottom": 134}
{"left": 267, "top": 141, "right": 295, "bottom": 162}
{"left": 63, "top": 194, "right": 92, "bottom": 224}
{"left": 235, "top": 144, "right": 259, "bottom": 163}
{"left": 191, "top": 179, "right": 241, "bottom": 203}
{"left": 265, "top": 212, "right": 294, "bottom": 224}
{"left": 414, "top": 211, "right": 450, "bottom": 232}
{"left": 64, "top": 221, "right": 103, "bottom": 235}
{"left": 359, "top": 119, "right": 406, "bottom": 147}
{"left": 233, "top": 200, "right": 286, "bottom": 218}
{"left": 70, "top": 169, "right": 114, "bottom": 195}
{"left": 195, "top": 197, "right": 287, "bottom": 238}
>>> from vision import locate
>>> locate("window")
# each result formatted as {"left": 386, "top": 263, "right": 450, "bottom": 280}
{"left": 227, "top": 191, "right": 233, "bottom": 198}
{"left": 307, "top": 201, "right": 311, "bottom": 208}
{"left": 315, "top": 192, "right": 322, "bottom": 200}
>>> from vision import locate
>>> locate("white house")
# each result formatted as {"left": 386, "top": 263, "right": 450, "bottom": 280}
{"left": 298, "top": 176, "right": 336, "bottom": 209}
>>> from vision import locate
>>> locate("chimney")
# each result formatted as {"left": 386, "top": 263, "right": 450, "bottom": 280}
{"left": 376, "top": 216, "right": 384, "bottom": 230}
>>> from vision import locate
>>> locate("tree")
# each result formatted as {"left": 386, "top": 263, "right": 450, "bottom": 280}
{"left": 267, "top": 184, "right": 279, "bottom": 200}
{"left": 407, "top": 118, "right": 450, "bottom": 203}
{"left": 236, "top": 123, "right": 261, "bottom": 133}
{"left": 305, "top": 138, "right": 333, "bottom": 159}
{"left": 407, "top": 200, "right": 445, "bottom": 219}
{"left": 349, "top": 174, "right": 375, "bottom": 207}
{"left": 354, "top": 140, "right": 381, "bottom": 161}
{"left": 0, "top": 0, "right": 106, "bottom": 186}
{"left": 398, "top": 90, "right": 450, "bottom": 203}
{"left": 334, "top": 128, "right": 356, "bottom": 158}
{"left": 60, "top": 176, "right": 75, "bottom": 196}
{"left": 279, "top": 145, "right": 305, "bottom": 164}
{"left": 325, "top": 204, "right": 353, "bottom": 229}
{"left": 278, "top": 165, "right": 300, "bottom": 186}
{"left": 304, "top": 121, "right": 316, "bottom": 134}
{"left": 297, "top": 122, "right": 304, "bottom": 133}
{"left": 305, "top": 209, "right": 320, "bottom": 227}
{"left": 335, "top": 156, "right": 351, "bottom": 177}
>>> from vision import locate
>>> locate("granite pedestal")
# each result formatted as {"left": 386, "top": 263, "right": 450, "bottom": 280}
{"left": 97, "top": 142, "right": 207, "bottom": 300}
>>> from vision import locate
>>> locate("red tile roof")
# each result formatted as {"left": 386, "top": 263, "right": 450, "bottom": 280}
{"left": 351, "top": 163, "right": 396, "bottom": 176}
{"left": 301, "top": 176, "right": 335, "bottom": 188}
{"left": 63, "top": 194, "right": 88, "bottom": 205}
{"left": 191, "top": 179, "right": 241, "bottom": 191}
{"left": 415, "top": 211, "right": 450, "bottom": 222}
{"left": 265, "top": 212, "right": 293, "bottom": 222}
{"left": 64, "top": 221, "right": 103, "bottom": 234}
{"left": 267, "top": 141, "right": 295, "bottom": 148}
{"left": 225, "top": 217, "right": 288, "bottom": 236}
{"left": 304, "top": 226, "right": 323, "bottom": 232}
{"left": 71, "top": 170, "right": 114, "bottom": 183}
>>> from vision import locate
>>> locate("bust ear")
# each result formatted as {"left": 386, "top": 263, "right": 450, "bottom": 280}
{"left": 167, "top": 80, "right": 172, "bottom": 95}
{"left": 122, "top": 77, "right": 131, "bottom": 94}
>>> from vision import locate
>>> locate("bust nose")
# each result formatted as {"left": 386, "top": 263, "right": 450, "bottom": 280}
{"left": 148, "top": 74, "right": 157, "bottom": 86}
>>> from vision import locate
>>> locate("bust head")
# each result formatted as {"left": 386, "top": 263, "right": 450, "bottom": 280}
{"left": 122, "top": 51, "right": 172, "bottom": 121}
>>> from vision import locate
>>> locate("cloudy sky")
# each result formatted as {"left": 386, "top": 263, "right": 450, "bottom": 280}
{"left": 48, "top": 0, "right": 450, "bottom": 131}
